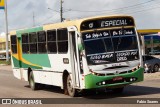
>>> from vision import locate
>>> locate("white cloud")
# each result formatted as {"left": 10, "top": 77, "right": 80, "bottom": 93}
{"left": 0, "top": 0, "right": 160, "bottom": 33}
{"left": 0, "top": 32, "right": 6, "bottom": 38}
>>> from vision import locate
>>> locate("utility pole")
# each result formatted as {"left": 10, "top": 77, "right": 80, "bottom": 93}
{"left": 60, "top": 0, "right": 63, "bottom": 22}
{"left": 4, "top": 0, "right": 9, "bottom": 62}
{"left": 48, "top": 0, "right": 64, "bottom": 22}
{"left": 33, "top": 12, "right": 35, "bottom": 27}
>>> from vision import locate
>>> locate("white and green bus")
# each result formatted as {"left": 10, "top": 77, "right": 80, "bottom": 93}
{"left": 10, "top": 15, "right": 144, "bottom": 97}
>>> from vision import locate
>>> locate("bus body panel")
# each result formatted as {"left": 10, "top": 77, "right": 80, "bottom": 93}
{"left": 48, "top": 54, "right": 71, "bottom": 73}
{"left": 13, "top": 68, "right": 21, "bottom": 80}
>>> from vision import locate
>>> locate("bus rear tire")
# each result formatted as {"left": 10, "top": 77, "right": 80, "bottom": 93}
{"left": 65, "top": 74, "right": 78, "bottom": 97}
{"left": 29, "top": 71, "right": 39, "bottom": 90}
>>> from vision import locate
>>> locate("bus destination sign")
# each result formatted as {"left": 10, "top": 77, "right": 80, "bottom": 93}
{"left": 81, "top": 17, "right": 134, "bottom": 31}
{"left": 82, "top": 28, "right": 135, "bottom": 40}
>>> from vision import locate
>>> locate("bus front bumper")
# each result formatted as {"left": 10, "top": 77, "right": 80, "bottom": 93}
{"left": 84, "top": 67, "right": 144, "bottom": 89}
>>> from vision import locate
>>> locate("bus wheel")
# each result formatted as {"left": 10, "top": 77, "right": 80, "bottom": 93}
{"left": 112, "top": 87, "right": 124, "bottom": 94}
{"left": 66, "top": 75, "right": 77, "bottom": 97}
{"left": 153, "top": 64, "right": 159, "bottom": 72}
{"left": 29, "top": 71, "right": 39, "bottom": 90}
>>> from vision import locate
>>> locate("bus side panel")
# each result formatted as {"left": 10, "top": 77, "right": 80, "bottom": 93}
{"left": 22, "top": 69, "right": 28, "bottom": 81}
{"left": 11, "top": 55, "right": 22, "bottom": 80}
{"left": 48, "top": 54, "right": 71, "bottom": 73}
{"left": 34, "top": 70, "right": 52, "bottom": 85}
{"left": 13, "top": 69, "right": 21, "bottom": 80}
{"left": 33, "top": 70, "right": 63, "bottom": 87}
{"left": 50, "top": 72, "right": 63, "bottom": 87}
{"left": 29, "top": 54, "right": 70, "bottom": 87}
{"left": 48, "top": 54, "right": 71, "bottom": 87}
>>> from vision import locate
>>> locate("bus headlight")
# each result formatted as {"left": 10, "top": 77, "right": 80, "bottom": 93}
{"left": 131, "top": 65, "right": 140, "bottom": 72}
{"left": 89, "top": 69, "right": 105, "bottom": 76}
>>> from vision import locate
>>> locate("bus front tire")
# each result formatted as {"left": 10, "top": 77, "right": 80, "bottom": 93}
{"left": 29, "top": 71, "right": 39, "bottom": 90}
{"left": 65, "top": 74, "right": 77, "bottom": 97}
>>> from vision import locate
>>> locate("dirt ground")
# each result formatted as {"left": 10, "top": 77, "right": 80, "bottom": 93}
{"left": 144, "top": 71, "right": 160, "bottom": 80}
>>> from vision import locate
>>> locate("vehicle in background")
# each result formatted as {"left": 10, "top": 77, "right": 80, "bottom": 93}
{"left": 143, "top": 55, "right": 160, "bottom": 73}
{"left": 149, "top": 50, "right": 160, "bottom": 55}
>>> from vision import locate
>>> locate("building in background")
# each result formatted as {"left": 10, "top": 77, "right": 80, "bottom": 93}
{"left": 0, "top": 33, "right": 10, "bottom": 60}
{"left": 138, "top": 29, "right": 160, "bottom": 56}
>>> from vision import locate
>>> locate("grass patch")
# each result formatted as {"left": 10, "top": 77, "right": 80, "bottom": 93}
{"left": 0, "top": 60, "right": 11, "bottom": 65}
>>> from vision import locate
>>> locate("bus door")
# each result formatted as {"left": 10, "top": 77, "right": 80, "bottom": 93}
{"left": 68, "top": 26, "right": 81, "bottom": 88}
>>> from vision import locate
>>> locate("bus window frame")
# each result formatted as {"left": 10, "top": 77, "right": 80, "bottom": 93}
{"left": 29, "top": 32, "right": 38, "bottom": 54}
{"left": 57, "top": 28, "right": 69, "bottom": 54}
{"left": 11, "top": 35, "right": 17, "bottom": 54}
{"left": 22, "top": 33, "right": 29, "bottom": 54}
{"left": 37, "top": 31, "right": 47, "bottom": 54}
{"left": 47, "top": 29, "right": 57, "bottom": 54}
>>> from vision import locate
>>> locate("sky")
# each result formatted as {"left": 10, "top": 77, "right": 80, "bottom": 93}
{"left": 0, "top": 0, "right": 160, "bottom": 35}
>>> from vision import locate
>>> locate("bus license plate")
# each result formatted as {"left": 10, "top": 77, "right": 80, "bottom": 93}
{"left": 113, "top": 76, "right": 123, "bottom": 81}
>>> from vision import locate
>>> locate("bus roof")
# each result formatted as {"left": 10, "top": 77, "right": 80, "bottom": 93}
{"left": 10, "top": 14, "right": 134, "bottom": 36}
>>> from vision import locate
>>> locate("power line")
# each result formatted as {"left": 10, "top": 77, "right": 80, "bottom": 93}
{"left": 65, "top": 0, "right": 160, "bottom": 19}
{"left": 36, "top": 13, "right": 59, "bottom": 26}
{"left": 66, "top": 0, "right": 155, "bottom": 13}
{"left": 32, "top": 0, "right": 159, "bottom": 26}
{"left": 99, "top": 1, "right": 160, "bottom": 15}
{"left": 127, "top": 5, "right": 160, "bottom": 14}
{"left": 48, "top": 0, "right": 64, "bottom": 22}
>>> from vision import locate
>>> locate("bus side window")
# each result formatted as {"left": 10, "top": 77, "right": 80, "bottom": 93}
{"left": 47, "top": 30, "right": 57, "bottom": 53}
{"left": 57, "top": 28, "right": 68, "bottom": 53}
{"left": 37, "top": 31, "right": 47, "bottom": 53}
{"left": 22, "top": 33, "right": 29, "bottom": 54}
{"left": 11, "top": 35, "right": 17, "bottom": 54}
{"left": 29, "top": 32, "right": 37, "bottom": 54}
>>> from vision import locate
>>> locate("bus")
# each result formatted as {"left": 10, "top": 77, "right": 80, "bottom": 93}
{"left": 10, "top": 15, "right": 144, "bottom": 97}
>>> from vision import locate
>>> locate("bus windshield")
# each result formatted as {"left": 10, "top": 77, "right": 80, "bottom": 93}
{"left": 82, "top": 28, "right": 139, "bottom": 65}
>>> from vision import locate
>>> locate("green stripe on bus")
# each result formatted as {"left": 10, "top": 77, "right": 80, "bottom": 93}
{"left": 22, "top": 54, "right": 51, "bottom": 68}
{"left": 12, "top": 56, "right": 42, "bottom": 69}
{"left": 12, "top": 56, "right": 20, "bottom": 68}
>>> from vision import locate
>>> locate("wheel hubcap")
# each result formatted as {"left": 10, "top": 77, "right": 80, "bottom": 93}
{"left": 30, "top": 77, "right": 34, "bottom": 88}
{"left": 154, "top": 65, "right": 159, "bottom": 71}
{"left": 67, "top": 76, "right": 74, "bottom": 93}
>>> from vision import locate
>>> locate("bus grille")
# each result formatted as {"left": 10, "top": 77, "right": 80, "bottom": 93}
{"left": 94, "top": 70, "right": 132, "bottom": 76}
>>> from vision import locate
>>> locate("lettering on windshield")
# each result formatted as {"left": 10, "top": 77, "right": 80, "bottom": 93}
{"left": 83, "top": 28, "right": 135, "bottom": 40}
{"left": 110, "top": 28, "right": 135, "bottom": 36}
{"left": 85, "top": 31, "right": 110, "bottom": 40}
{"left": 87, "top": 51, "right": 139, "bottom": 65}
{"left": 116, "top": 51, "right": 138, "bottom": 62}
{"left": 89, "top": 53, "right": 114, "bottom": 60}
